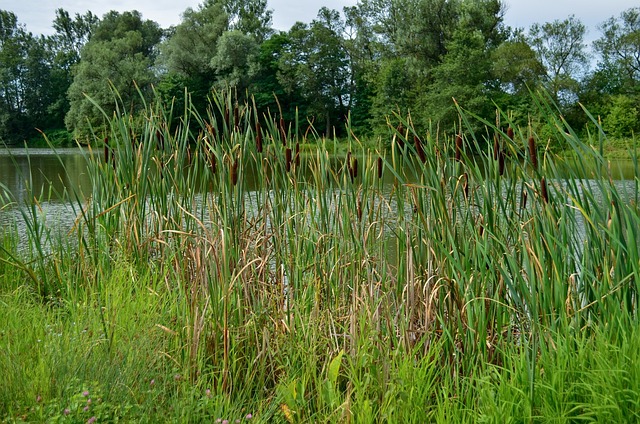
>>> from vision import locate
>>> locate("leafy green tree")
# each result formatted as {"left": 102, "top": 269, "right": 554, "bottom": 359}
{"left": 278, "top": 8, "right": 352, "bottom": 135}
{"left": 529, "top": 15, "right": 589, "bottom": 104}
{"left": 603, "top": 94, "right": 639, "bottom": 137}
{"left": 594, "top": 7, "right": 640, "bottom": 94}
{"left": 211, "top": 30, "right": 259, "bottom": 92}
{"left": 0, "top": 10, "right": 30, "bottom": 143}
{"left": 65, "top": 11, "right": 162, "bottom": 140}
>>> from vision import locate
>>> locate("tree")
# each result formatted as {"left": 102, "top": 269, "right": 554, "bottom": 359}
{"left": 278, "top": 8, "right": 352, "bottom": 135}
{"left": 594, "top": 7, "right": 640, "bottom": 94}
{"left": 211, "top": 30, "right": 259, "bottom": 93}
{"left": 65, "top": 11, "right": 162, "bottom": 140}
{"left": 529, "top": 15, "right": 589, "bottom": 104}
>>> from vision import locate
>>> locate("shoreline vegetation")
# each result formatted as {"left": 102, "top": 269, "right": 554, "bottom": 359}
{"left": 1, "top": 90, "right": 639, "bottom": 422}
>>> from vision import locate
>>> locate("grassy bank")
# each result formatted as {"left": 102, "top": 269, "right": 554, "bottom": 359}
{"left": 1, "top": 91, "right": 639, "bottom": 422}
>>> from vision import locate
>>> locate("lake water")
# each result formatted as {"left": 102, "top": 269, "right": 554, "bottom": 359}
{"left": 1, "top": 147, "right": 638, "bottom": 245}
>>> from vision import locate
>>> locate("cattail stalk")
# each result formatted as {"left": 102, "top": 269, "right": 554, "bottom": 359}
{"left": 255, "top": 122, "right": 263, "bottom": 153}
{"left": 540, "top": 177, "right": 548, "bottom": 203}
{"left": 414, "top": 135, "right": 426, "bottom": 163}
{"left": 528, "top": 136, "right": 538, "bottom": 171}
{"left": 230, "top": 158, "right": 238, "bottom": 186}
{"left": 280, "top": 118, "right": 287, "bottom": 146}
{"left": 285, "top": 148, "right": 292, "bottom": 172}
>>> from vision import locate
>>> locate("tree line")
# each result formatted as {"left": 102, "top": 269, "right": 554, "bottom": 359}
{"left": 0, "top": 0, "right": 639, "bottom": 147}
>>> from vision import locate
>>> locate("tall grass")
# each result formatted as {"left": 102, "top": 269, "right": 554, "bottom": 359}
{"left": 1, "top": 89, "right": 639, "bottom": 422}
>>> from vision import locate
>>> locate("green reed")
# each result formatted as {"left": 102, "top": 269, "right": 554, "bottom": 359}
{"left": 2, "top": 87, "right": 639, "bottom": 421}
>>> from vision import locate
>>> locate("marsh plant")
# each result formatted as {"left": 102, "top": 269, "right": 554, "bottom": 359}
{"left": 1, "top": 89, "right": 639, "bottom": 422}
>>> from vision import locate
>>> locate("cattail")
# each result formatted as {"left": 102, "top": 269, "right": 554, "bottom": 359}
{"left": 414, "top": 135, "right": 426, "bottom": 163}
{"left": 285, "top": 147, "right": 292, "bottom": 172}
{"left": 224, "top": 108, "right": 230, "bottom": 131}
{"left": 210, "top": 151, "right": 217, "bottom": 174}
{"left": 280, "top": 118, "right": 287, "bottom": 146}
{"left": 294, "top": 142, "right": 300, "bottom": 167}
{"left": 396, "top": 124, "right": 405, "bottom": 150}
{"left": 104, "top": 137, "right": 109, "bottom": 165}
{"left": 357, "top": 197, "right": 363, "bottom": 221}
{"left": 346, "top": 151, "right": 353, "bottom": 181}
{"left": 351, "top": 156, "right": 358, "bottom": 179}
{"left": 377, "top": 156, "right": 383, "bottom": 179}
{"left": 230, "top": 158, "right": 239, "bottom": 186}
{"left": 234, "top": 104, "right": 239, "bottom": 131}
{"left": 255, "top": 122, "right": 263, "bottom": 153}
{"left": 507, "top": 126, "right": 514, "bottom": 141}
{"left": 528, "top": 136, "right": 538, "bottom": 171}
{"left": 540, "top": 177, "right": 548, "bottom": 203}
{"left": 493, "top": 134, "right": 500, "bottom": 161}
{"left": 455, "top": 134, "right": 463, "bottom": 162}
{"left": 521, "top": 190, "right": 528, "bottom": 210}
{"left": 499, "top": 151, "right": 505, "bottom": 176}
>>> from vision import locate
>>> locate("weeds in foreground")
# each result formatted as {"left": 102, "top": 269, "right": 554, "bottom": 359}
{"left": 1, "top": 90, "right": 639, "bottom": 422}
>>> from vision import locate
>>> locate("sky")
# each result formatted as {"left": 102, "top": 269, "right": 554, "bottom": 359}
{"left": 1, "top": 0, "right": 638, "bottom": 43}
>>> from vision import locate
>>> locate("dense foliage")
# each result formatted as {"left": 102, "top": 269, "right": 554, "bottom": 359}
{"left": 0, "top": 1, "right": 639, "bottom": 145}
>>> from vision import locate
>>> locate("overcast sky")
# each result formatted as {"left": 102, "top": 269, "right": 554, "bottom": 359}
{"left": 1, "top": 0, "right": 638, "bottom": 43}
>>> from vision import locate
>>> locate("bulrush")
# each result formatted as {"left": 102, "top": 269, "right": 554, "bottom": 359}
{"left": 521, "top": 190, "right": 528, "bottom": 210}
{"left": 507, "top": 126, "right": 514, "bottom": 140}
{"left": 230, "top": 157, "right": 239, "bottom": 186}
{"left": 294, "top": 142, "right": 300, "bottom": 167}
{"left": 455, "top": 134, "right": 463, "bottom": 162}
{"left": 224, "top": 108, "right": 230, "bottom": 132}
{"left": 210, "top": 150, "right": 217, "bottom": 174}
{"left": 396, "top": 124, "right": 405, "bottom": 150}
{"left": 528, "top": 136, "right": 538, "bottom": 171}
{"left": 499, "top": 150, "right": 505, "bottom": 176}
{"left": 377, "top": 156, "right": 384, "bottom": 179}
{"left": 540, "top": 177, "right": 548, "bottom": 203}
{"left": 285, "top": 147, "right": 292, "bottom": 172}
{"left": 414, "top": 135, "right": 426, "bottom": 163}
{"left": 255, "top": 122, "right": 263, "bottom": 153}
{"left": 493, "top": 134, "right": 500, "bottom": 161}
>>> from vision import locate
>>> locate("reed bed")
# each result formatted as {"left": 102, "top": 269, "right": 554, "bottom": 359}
{"left": 1, "top": 90, "right": 639, "bottom": 422}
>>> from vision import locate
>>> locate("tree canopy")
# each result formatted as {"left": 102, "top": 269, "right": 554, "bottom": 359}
{"left": 1, "top": 2, "right": 639, "bottom": 145}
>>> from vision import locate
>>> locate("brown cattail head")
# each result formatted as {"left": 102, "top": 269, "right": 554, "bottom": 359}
{"left": 455, "top": 134, "right": 463, "bottom": 161}
{"left": 499, "top": 151, "right": 505, "bottom": 176}
{"left": 256, "top": 122, "right": 263, "bottom": 153}
{"left": 528, "top": 136, "right": 538, "bottom": 171}
{"left": 377, "top": 156, "right": 383, "bottom": 179}
{"left": 356, "top": 197, "right": 363, "bottom": 221}
{"left": 507, "top": 127, "right": 514, "bottom": 141}
{"left": 230, "top": 158, "right": 239, "bottom": 186}
{"left": 521, "top": 190, "right": 528, "bottom": 210}
{"left": 280, "top": 118, "right": 287, "bottom": 146}
{"left": 396, "top": 124, "right": 405, "bottom": 150}
{"left": 540, "top": 177, "right": 548, "bottom": 203}
{"left": 351, "top": 156, "right": 358, "bottom": 181}
{"left": 285, "top": 147, "right": 292, "bottom": 172}
{"left": 294, "top": 142, "right": 300, "bottom": 167}
{"left": 414, "top": 135, "right": 426, "bottom": 163}
{"left": 210, "top": 151, "right": 217, "bottom": 174}
{"left": 104, "top": 137, "right": 109, "bottom": 164}
{"left": 234, "top": 104, "right": 239, "bottom": 131}
{"left": 493, "top": 134, "right": 500, "bottom": 161}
